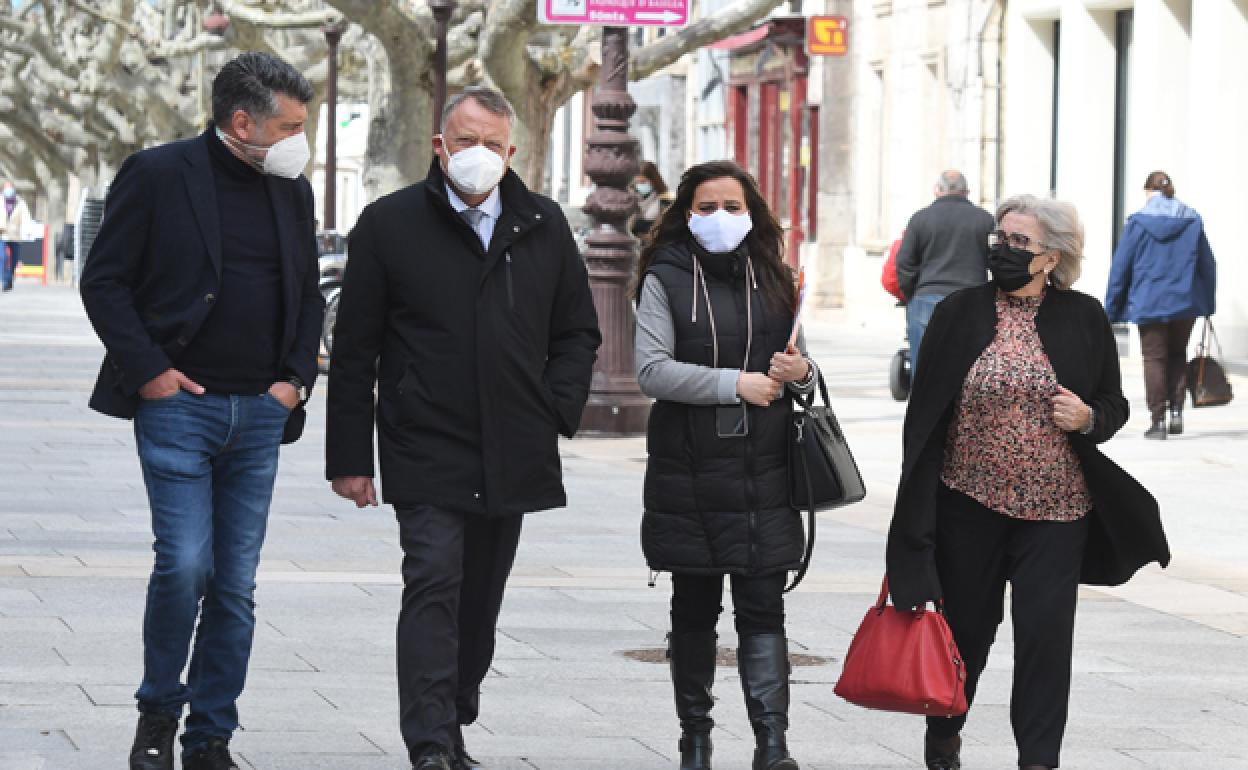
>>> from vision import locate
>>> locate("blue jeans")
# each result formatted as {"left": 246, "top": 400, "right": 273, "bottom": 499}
{"left": 132, "top": 390, "right": 289, "bottom": 753}
{"left": 906, "top": 293, "right": 946, "bottom": 374}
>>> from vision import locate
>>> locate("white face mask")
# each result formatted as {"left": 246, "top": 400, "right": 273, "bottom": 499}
{"left": 445, "top": 144, "right": 506, "bottom": 196}
{"left": 217, "top": 128, "right": 310, "bottom": 179}
{"left": 688, "top": 209, "right": 753, "bottom": 253}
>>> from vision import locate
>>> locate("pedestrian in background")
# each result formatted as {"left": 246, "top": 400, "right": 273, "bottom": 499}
{"left": 1, "top": 180, "right": 32, "bottom": 291}
{"left": 80, "top": 52, "right": 323, "bottom": 770}
{"left": 894, "top": 170, "right": 994, "bottom": 370}
{"left": 887, "top": 195, "right": 1168, "bottom": 770}
{"left": 631, "top": 160, "right": 675, "bottom": 239}
{"left": 325, "top": 86, "right": 600, "bottom": 770}
{"left": 1105, "top": 171, "right": 1217, "bottom": 439}
{"left": 635, "top": 160, "right": 818, "bottom": 770}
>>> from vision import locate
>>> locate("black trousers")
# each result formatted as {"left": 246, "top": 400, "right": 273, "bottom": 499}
{"left": 395, "top": 504, "right": 523, "bottom": 760}
{"left": 926, "top": 486, "right": 1089, "bottom": 768}
{"left": 670, "top": 571, "right": 787, "bottom": 636}
{"left": 1138, "top": 319, "right": 1196, "bottom": 422}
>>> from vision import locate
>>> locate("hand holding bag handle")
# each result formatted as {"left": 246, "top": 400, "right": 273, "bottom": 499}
{"left": 833, "top": 576, "right": 969, "bottom": 717}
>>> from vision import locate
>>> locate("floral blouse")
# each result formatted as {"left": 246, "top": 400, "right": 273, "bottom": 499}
{"left": 941, "top": 290, "right": 1092, "bottom": 521}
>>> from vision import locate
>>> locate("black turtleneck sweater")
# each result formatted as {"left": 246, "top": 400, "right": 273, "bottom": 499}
{"left": 178, "top": 130, "right": 284, "bottom": 394}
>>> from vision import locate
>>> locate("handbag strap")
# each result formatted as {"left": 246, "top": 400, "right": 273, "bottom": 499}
{"left": 784, "top": 444, "right": 818, "bottom": 593}
{"left": 1205, "top": 317, "right": 1224, "bottom": 359}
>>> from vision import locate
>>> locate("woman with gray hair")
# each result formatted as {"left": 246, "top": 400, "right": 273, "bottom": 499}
{"left": 884, "top": 195, "right": 1169, "bottom": 770}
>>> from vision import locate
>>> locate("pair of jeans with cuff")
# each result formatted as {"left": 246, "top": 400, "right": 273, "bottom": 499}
{"left": 131, "top": 390, "right": 289, "bottom": 754}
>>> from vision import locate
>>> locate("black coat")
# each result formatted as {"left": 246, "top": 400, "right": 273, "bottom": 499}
{"left": 895, "top": 195, "right": 994, "bottom": 300}
{"left": 885, "top": 283, "right": 1170, "bottom": 611}
{"left": 80, "top": 130, "right": 323, "bottom": 421}
{"left": 640, "top": 242, "right": 803, "bottom": 576}
{"left": 324, "top": 161, "right": 600, "bottom": 517}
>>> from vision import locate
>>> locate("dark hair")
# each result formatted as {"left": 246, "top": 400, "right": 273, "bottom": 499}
{"left": 1144, "top": 170, "right": 1175, "bottom": 198}
{"left": 638, "top": 161, "right": 669, "bottom": 195}
{"left": 441, "top": 86, "right": 516, "bottom": 132}
{"left": 635, "top": 160, "right": 794, "bottom": 313}
{"left": 212, "top": 52, "right": 313, "bottom": 127}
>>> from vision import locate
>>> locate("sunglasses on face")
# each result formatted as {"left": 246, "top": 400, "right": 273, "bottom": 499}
{"left": 988, "top": 230, "right": 1045, "bottom": 252}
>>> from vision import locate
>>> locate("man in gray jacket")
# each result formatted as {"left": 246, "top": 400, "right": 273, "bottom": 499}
{"left": 895, "top": 170, "right": 994, "bottom": 370}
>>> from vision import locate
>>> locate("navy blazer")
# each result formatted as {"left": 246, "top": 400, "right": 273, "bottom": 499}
{"left": 80, "top": 129, "right": 323, "bottom": 421}
{"left": 885, "top": 284, "right": 1170, "bottom": 611}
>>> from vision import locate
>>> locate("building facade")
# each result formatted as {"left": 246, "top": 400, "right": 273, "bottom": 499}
{"left": 1004, "top": 0, "right": 1247, "bottom": 359}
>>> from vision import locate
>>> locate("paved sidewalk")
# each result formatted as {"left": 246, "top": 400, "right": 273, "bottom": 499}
{"left": 1, "top": 285, "right": 1246, "bottom": 769}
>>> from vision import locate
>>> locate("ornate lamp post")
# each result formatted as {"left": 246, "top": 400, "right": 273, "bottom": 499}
{"left": 322, "top": 21, "right": 347, "bottom": 230}
{"left": 580, "top": 27, "right": 650, "bottom": 434}
{"left": 429, "top": 0, "right": 457, "bottom": 132}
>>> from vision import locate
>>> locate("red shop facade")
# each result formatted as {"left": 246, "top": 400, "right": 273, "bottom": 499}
{"left": 712, "top": 17, "right": 817, "bottom": 267}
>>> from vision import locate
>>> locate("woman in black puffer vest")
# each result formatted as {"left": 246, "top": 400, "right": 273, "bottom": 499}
{"left": 634, "top": 161, "right": 818, "bottom": 770}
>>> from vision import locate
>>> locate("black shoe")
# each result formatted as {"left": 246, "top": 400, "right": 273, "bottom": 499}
{"left": 1145, "top": 419, "right": 1167, "bottom": 440}
{"left": 183, "top": 738, "right": 239, "bottom": 770}
{"left": 669, "top": 630, "right": 716, "bottom": 769}
{"left": 924, "top": 733, "right": 961, "bottom": 770}
{"left": 452, "top": 742, "right": 484, "bottom": 770}
{"left": 1019, "top": 766, "right": 1053, "bottom": 770}
{"left": 414, "top": 748, "right": 454, "bottom": 770}
{"left": 1169, "top": 410, "right": 1184, "bottom": 435}
{"left": 738, "top": 634, "right": 800, "bottom": 770}
{"left": 129, "top": 713, "right": 178, "bottom": 770}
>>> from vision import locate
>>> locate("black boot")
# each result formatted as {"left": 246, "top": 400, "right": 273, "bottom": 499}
{"left": 669, "top": 630, "right": 716, "bottom": 770}
{"left": 1169, "top": 410, "right": 1183, "bottom": 435}
{"left": 738, "top": 633, "right": 799, "bottom": 770}
{"left": 129, "top": 713, "right": 178, "bottom": 770}
{"left": 1145, "top": 419, "right": 1167, "bottom": 440}
{"left": 924, "top": 732, "right": 961, "bottom": 769}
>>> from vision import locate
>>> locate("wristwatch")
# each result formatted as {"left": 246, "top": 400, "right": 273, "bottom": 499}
{"left": 286, "top": 376, "right": 308, "bottom": 405}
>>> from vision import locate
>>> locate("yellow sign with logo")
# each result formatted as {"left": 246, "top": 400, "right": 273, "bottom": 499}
{"left": 807, "top": 16, "right": 849, "bottom": 57}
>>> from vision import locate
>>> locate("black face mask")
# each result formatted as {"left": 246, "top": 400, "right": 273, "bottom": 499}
{"left": 987, "top": 241, "right": 1041, "bottom": 292}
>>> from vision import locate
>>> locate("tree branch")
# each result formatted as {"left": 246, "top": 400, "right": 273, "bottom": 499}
{"left": 630, "top": 0, "right": 784, "bottom": 80}
{"left": 217, "top": 0, "right": 344, "bottom": 30}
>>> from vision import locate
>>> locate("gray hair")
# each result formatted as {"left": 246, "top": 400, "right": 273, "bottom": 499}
{"left": 441, "top": 86, "right": 516, "bottom": 132}
{"left": 211, "top": 52, "right": 313, "bottom": 127}
{"left": 995, "top": 194, "right": 1085, "bottom": 290}
{"left": 936, "top": 170, "right": 969, "bottom": 195}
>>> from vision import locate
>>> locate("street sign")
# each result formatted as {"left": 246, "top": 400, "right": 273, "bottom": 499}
{"left": 539, "top": 0, "right": 689, "bottom": 27}
{"left": 807, "top": 16, "right": 849, "bottom": 56}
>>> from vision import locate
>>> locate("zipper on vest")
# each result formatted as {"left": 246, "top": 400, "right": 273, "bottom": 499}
{"left": 504, "top": 252, "right": 515, "bottom": 309}
{"left": 745, "top": 416, "right": 759, "bottom": 572}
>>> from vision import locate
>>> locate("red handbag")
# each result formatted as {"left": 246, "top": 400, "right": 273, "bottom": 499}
{"left": 833, "top": 576, "right": 968, "bottom": 717}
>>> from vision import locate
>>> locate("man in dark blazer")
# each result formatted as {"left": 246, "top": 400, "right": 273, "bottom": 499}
{"left": 894, "top": 170, "right": 994, "bottom": 371}
{"left": 79, "top": 53, "right": 323, "bottom": 770}
{"left": 326, "top": 86, "right": 601, "bottom": 770}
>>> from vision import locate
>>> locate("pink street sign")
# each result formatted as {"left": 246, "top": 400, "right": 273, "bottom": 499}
{"left": 539, "top": 0, "right": 689, "bottom": 27}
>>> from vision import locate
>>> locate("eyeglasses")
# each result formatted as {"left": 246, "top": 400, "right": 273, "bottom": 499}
{"left": 989, "top": 230, "right": 1045, "bottom": 252}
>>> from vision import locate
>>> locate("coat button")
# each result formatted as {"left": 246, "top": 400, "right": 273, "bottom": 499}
{"left": 176, "top": 336, "right": 189, "bottom": 346}
{"left": 473, "top": 492, "right": 481, "bottom": 500}
{"left": 535, "top": 213, "right": 541, "bottom": 219}
{"left": 513, "top": 225, "right": 520, "bottom": 233}
{"left": 204, "top": 293, "right": 215, "bottom": 304}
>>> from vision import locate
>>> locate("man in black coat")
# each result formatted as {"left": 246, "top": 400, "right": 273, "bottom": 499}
{"left": 894, "top": 170, "right": 994, "bottom": 370}
{"left": 79, "top": 53, "right": 324, "bottom": 770}
{"left": 325, "top": 86, "right": 601, "bottom": 770}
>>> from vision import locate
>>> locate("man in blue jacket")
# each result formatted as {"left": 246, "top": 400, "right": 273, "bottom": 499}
{"left": 1105, "top": 172, "right": 1217, "bottom": 439}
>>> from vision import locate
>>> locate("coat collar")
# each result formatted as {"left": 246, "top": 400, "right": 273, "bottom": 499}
{"left": 182, "top": 130, "right": 223, "bottom": 277}
{"left": 422, "top": 158, "right": 548, "bottom": 274}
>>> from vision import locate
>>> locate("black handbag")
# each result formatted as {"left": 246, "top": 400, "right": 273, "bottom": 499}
{"left": 1187, "top": 318, "right": 1233, "bottom": 408}
{"left": 786, "top": 370, "right": 866, "bottom": 591}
